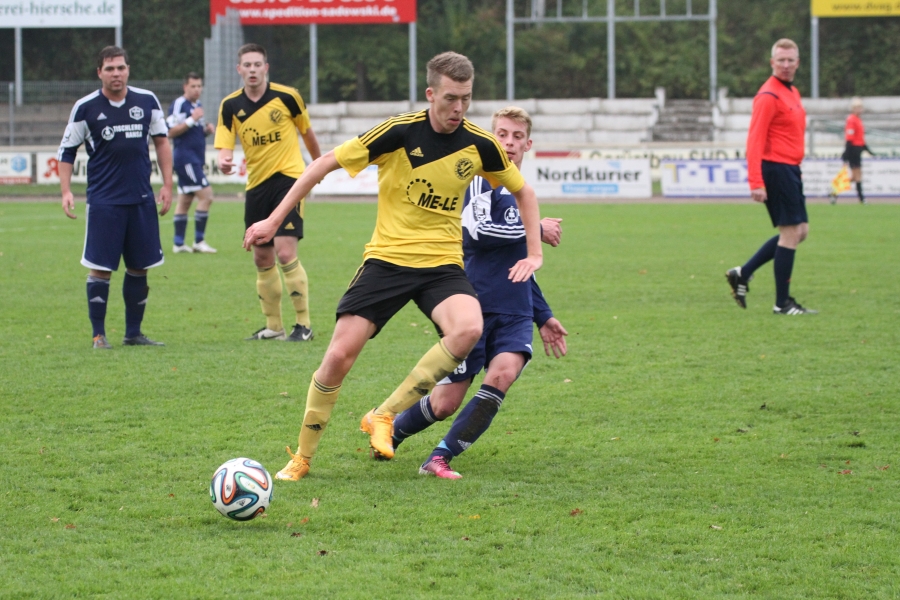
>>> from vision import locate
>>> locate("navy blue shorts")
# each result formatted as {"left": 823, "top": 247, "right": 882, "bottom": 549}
{"left": 175, "top": 163, "right": 209, "bottom": 194}
{"left": 762, "top": 161, "right": 807, "bottom": 227}
{"left": 82, "top": 202, "right": 164, "bottom": 271}
{"left": 445, "top": 313, "right": 533, "bottom": 384}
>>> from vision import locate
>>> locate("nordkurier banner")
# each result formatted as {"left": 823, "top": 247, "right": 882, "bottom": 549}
{"left": 521, "top": 159, "right": 652, "bottom": 198}
{"left": 210, "top": 0, "right": 417, "bottom": 25}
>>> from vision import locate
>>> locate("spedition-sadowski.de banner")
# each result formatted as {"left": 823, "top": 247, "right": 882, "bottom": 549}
{"left": 0, "top": 0, "right": 120, "bottom": 27}
{"left": 210, "top": 0, "right": 416, "bottom": 25}
{"left": 521, "top": 159, "right": 652, "bottom": 198}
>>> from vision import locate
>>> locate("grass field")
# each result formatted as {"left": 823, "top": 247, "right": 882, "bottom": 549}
{"left": 1, "top": 201, "right": 898, "bottom": 598}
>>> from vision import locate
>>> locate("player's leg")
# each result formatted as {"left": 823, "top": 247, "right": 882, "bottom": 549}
{"left": 274, "top": 232, "right": 312, "bottom": 342}
{"left": 81, "top": 204, "right": 127, "bottom": 348}
{"left": 851, "top": 164, "right": 865, "bottom": 204}
{"left": 191, "top": 183, "right": 217, "bottom": 253}
{"left": 392, "top": 380, "right": 471, "bottom": 451}
{"left": 172, "top": 192, "right": 194, "bottom": 253}
{"left": 276, "top": 314, "right": 376, "bottom": 481}
{"left": 726, "top": 234, "right": 778, "bottom": 308}
{"left": 121, "top": 203, "right": 165, "bottom": 345}
{"left": 248, "top": 244, "right": 285, "bottom": 339}
{"left": 767, "top": 163, "right": 815, "bottom": 315}
{"left": 367, "top": 293, "right": 481, "bottom": 458}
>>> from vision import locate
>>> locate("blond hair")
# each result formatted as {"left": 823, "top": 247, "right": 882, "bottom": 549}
{"left": 850, "top": 96, "right": 864, "bottom": 109}
{"left": 426, "top": 52, "right": 474, "bottom": 89}
{"left": 771, "top": 38, "right": 799, "bottom": 57}
{"left": 492, "top": 106, "right": 533, "bottom": 138}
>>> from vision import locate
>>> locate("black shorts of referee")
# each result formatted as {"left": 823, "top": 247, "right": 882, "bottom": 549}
{"left": 244, "top": 172, "right": 303, "bottom": 246}
{"left": 762, "top": 160, "right": 807, "bottom": 228}
{"left": 336, "top": 258, "right": 478, "bottom": 338}
{"left": 842, "top": 143, "right": 864, "bottom": 169}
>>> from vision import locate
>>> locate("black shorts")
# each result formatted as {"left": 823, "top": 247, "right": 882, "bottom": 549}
{"left": 244, "top": 172, "right": 303, "bottom": 246}
{"left": 335, "top": 259, "right": 477, "bottom": 338}
{"left": 762, "top": 161, "right": 807, "bottom": 227}
{"left": 844, "top": 144, "right": 864, "bottom": 169}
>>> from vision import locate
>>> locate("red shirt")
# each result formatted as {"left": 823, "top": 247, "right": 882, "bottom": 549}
{"left": 745, "top": 76, "right": 806, "bottom": 189}
{"left": 845, "top": 114, "right": 865, "bottom": 146}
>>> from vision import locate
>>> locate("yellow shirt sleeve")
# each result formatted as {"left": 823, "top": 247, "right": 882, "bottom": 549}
{"left": 214, "top": 98, "right": 236, "bottom": 150}
{"left": 483, "top": 162, "right": 525, "bottom": 194}
{"left": 333, "top": 137, "right": 372, "bottom": 178}
{"left": 291, "top": 90, "right": 311, "bottom": 135}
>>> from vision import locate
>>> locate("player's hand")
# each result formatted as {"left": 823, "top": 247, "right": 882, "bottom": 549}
{"left": 61, "top": 191, "right": 77, "bottom": 219}
{"left": 157, "top": 185, "right": 172, "bottom": 216}
{"left": 508, "top": 255, "right": 542, "bottom": 283}
{"left": 204, "top": 123, "right": 215, "bottom": 135}
{"left": 750, "top": 187, "right": 767, "bottom": 203}
{"left": 218, "top": 155, "right": 234, "bottom": 175}
{"left": 541, "top": 218, "right": 562, "bottom": 247}
{"left": 190, "top": 106, "right": 204, "bottom": 121}
{"left": 244, "top": 219, "right": 277, "bottom": 250}
{"left": 539, "top": 317, "right": 568, "bottom": 358}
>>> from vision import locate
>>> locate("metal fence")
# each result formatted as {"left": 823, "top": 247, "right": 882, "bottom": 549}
{"left": 0, "top": 80, "right": 184, "bottom": 105}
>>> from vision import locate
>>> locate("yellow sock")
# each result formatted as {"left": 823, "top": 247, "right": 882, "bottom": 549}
{"left": 256, "top": 264, "right": 283, "bottom": 332}
{"left": 280, "top": 258, "right": 310, "bottom": 328}
{"left": 376, "top": 340, "right": 464, "bottom": 417}
{"left": 298, "top": 373, "right": 341, "bottom": 459}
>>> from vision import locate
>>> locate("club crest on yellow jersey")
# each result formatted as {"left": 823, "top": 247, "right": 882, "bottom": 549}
{"left": 455, "top": 158, "right": 474, "bottom": 180}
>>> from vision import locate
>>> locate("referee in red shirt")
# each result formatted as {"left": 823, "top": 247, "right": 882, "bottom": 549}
{"left": 834, "top": 97, "right": 871, "bottom": 205}
{"left": 726, "top": 38, "right": 817, "bottom": 315}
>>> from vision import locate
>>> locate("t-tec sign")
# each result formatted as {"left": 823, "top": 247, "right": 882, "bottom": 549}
{"left": 210, "top": 0, "right": 417, "bottom": 25}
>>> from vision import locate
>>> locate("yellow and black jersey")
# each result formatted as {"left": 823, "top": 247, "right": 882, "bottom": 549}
{"left": 334, "top": 110, "right": 525, "bottom": 268}
{"left": 214, "top": 83, "right": 311, "bottom": 190}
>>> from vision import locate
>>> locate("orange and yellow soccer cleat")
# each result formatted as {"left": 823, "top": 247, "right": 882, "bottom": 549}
{"left": 359, "top": 409, "right": 395, "bottom": 460}
{"left": 274, "top": 446, "right": 311, "bottom": 481}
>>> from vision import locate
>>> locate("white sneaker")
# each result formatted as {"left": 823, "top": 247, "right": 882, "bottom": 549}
{"left": 192, "top": 240, "right": 217, "bottom": 254}
{"left": 173, "top": 244, "right": 193, "bottom": 254}
{"left": 244, "top": 327, "right": 286, "bottom": 341}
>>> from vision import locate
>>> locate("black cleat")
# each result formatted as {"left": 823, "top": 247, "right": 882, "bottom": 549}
{"left": 92, "top": 334, "right": 113, "bottom": 349}
{"left": 725, "top": 267, "right": 750, "bottom": 309}
{"left": 285, "top": 324, "right": 314, "bottom": 342}
{"left": 773, "top": 297, "right": 818, "bottom": 315}
{"left": 122, "top": 334, "right": 165, "bottom": 346}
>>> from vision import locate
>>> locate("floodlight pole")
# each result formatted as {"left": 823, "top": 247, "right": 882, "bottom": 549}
{"left": 409, "top": 22, "right": 416, "bottom": 103}
{"left": 310, "top": 24, "right": 318, "bottom": 104}
{"left": 709, "top": 0, "right": 717, "bottom": 102}
{"left": 14, "top": 27, "right": 23, "bottom": 106}
{"left": 506, "top": 0, "right": 515, "bottom": 100}
{"left": 607, "top": 0, "right": 616, "bottom": 99}
{"left": 115, "top": 26, "right": 122, "bottom": 48}
{"left": 810, "top": 16, "right": 820, "bottom": 98}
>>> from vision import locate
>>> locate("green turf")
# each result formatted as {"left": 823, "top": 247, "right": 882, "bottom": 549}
{"left": 1, "top": 201, "right": 898, "bottom": 598}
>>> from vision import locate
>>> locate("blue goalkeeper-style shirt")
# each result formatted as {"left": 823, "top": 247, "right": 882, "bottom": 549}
{"left": 167, "top": 95, "right": 208, "bottom": 167}
{"left": 58, "top": 86, "right": 168, "bottom": 205}
{"left": 461, "top": 176, "right": 553, "bottom": 327}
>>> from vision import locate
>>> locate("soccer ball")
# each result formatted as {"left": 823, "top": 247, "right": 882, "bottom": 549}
{"left": 210, "top": 458, "right": 273, "bottom": 521}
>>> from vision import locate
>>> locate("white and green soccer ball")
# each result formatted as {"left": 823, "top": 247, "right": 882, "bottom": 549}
{"left": 210, "top": 458, "right": 273, "bottom": 521}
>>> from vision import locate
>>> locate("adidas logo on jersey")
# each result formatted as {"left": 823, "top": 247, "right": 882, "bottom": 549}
{"left": 237, "top": 109, "right": 247, "bottom": 117}
{"left": 410, "top": 147, "right": 424, "bottom": 157}
{"left": 97, "top": 112, "right": 107, "bottom": 120}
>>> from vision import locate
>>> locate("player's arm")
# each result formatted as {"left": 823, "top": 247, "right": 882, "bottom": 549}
{"left": 509, "top": 183, "right": 542, "bottom": 282}
{"left": 243, "top": 151, "right": 341, "bottom": 249}
{"left": 152, "top": 135, "right": 174, "bottom": 216}
{"left": 167, "top": 105, "right": 204, "bottom": 139}
{"left": 59, "top": 161, "right": 76, "bottom": 219}
{"left": 746, "top": 93, "right": 777, "bottom": 202}
{"left": 301, "top": 128, "right": 322, "bottom": 162}
{"left": 532, "top": 279, "right": 567, "bottom": 358}
{"left": 214, "top": 98, "right": 237, "bottom": 173}
{"left": 58, "top": 108, "right": 86, "bottom": 219}
{"left": 541, "top": 217, "right": 562, "bottom": 247}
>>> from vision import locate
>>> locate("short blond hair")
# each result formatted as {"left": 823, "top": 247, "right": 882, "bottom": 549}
{"left": 771, "top": 38, "right": 799, "bottom": 57}
{"left": 850, "top": 96, "right": 864, "bottom": 109}
{"left": 426, "top": 52, "right": 474, "bottom": 89}
{"left": 492, "top": 106, "right": 533, "bottom": 138}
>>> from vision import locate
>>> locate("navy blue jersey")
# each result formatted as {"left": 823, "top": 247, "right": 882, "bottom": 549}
{"left": 461, "top": 176, "right": 553, "bottom": 326}
{"left": 167, "top": 95, "right": 207, "bottom": 167}
{"left": 58, "top": 87, "right": 168, "bottom": 205}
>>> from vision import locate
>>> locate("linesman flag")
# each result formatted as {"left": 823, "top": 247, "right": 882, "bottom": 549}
{"left": 830, "top": 165, "right": 852, "bottom": 196}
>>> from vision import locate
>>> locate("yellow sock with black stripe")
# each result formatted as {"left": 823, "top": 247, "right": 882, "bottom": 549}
{"left": 298, "top": 372, "right": 341, "bottom": 459}
{"left": 280, "top": 258, "right": 310, "bottom": 328}
{"left": 256, "top": 264, "right": 283, "bottom": 332}
{"left": 375, "top": 340, "right": 464, "bottom": 417}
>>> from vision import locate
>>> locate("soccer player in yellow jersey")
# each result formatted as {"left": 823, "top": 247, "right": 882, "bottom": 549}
{"left": 243, "top": 52, "right": 543, "bottom": 481}
{"left": 216, "top": 43, "right": 321, "bottom": 342}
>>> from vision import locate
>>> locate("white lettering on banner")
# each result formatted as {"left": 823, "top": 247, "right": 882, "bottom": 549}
{"left": 0, "top": 0, "right": 121, "bottom": 28}
{"left": 0, "top": 152, "right": 32, "bottom": 184}
{"left": 522, "top": 159, "right": 652, "bottom": 198}
{"left": 661, "top": 158, "right": 900, "bottom": 198}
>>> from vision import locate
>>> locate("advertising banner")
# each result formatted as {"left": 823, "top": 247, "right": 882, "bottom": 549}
{"left": 521, "top": 159, "right": 652, "bottom": 198}
{"left": 0, "top": 152, "right": 32, "bottom": 184}
{"left": 210, "top": 0, "right": 416, "bottom": 25}
{"left": 0, "top": 0, "right": 121, "bottom": 28}
{"left": 811, "top": 0, "right": 900, "bottom": 17}
{"left": 661, "top": 158, "right": 900, "bottom": 198}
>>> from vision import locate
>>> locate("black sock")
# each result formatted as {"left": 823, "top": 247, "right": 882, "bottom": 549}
{"left": 392, "top": 395, "right": 441, "bottom": 448}
{"left": 856, "top": 182, "right": 864, "bottom": 202}
{"left": 123, "top": 272, "right": 149, "bottom": 338}
{"left": 430, "top": 384, "right": 505, "bottom": 461}
{"left": 773, "top": 246, "right": 795, "bottom": 308}
{"left": 87, "top": 275, "right": 110, "bottom": 337}
{"left": 742, "top": 235, "right": 779, "bottom": 280}
{"left": 173, "top": 214, "right": 188, "bottom": 246}
{"left": 195, "top": 210, "right": 209, "bottom": 243}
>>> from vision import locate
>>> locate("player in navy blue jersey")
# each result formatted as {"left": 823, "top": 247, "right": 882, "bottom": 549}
{"left": 59, "top": 46, "right": 174, "bottom": 349}
{"left": 167, "top": 72, "right": 216, "bottom": 254}
{"left": 389, "top": 106, "right": 568, "bottom": 479}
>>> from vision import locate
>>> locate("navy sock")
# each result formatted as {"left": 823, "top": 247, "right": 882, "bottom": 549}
{"left": 392, "top": 395, "right": 441, "bottom": 448}
{"left": 856, "top": 182, "right": 864, "bottom": 202}
{"left": 742, "top": 235, "right": 779, "bottom": 280}
{"left": 173, "top": 214, "right": 188, "bottom": 246}
{"left": 86, "top": 275, "right": 110, "bottom": 337}
{"left": 122, "top": 272, "right": 149, "bottom": 338}
{"left": 194, "top": 210, "right": 209, "bottom": 243}
{"left": 430, "top": 384, "right": 505, "bottom": 461}
{"left": 773, "top": 245, "right": 795, "bottom": 308}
